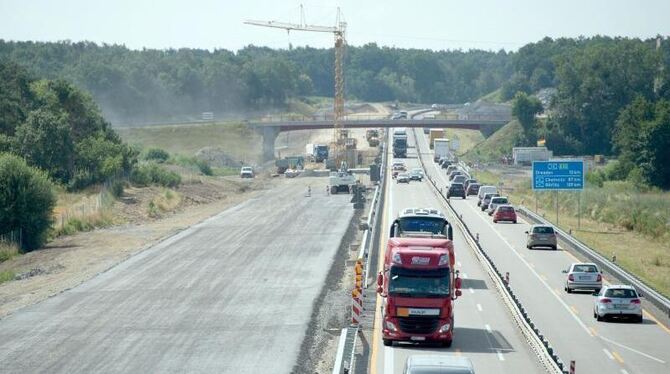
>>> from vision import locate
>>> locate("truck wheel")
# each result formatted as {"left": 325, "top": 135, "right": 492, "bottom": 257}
{"left": 442, "top": 339, "right": 452, "bottom": 348}
{"left": 383, "top": 339, "right": 392, "bottom": 347}
{"left": 330, "top": 186, "right": 337, "bottom": 195}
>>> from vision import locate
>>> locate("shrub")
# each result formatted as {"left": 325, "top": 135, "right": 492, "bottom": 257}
{"left": 111, "top": 180, "right": 124, "bottom": 198}
{"left": 0, "top": 270, "right": 15, "bottom": 285}
{"left": 130, "top": 163, "right": 181, "bottom": 188}
{"left": 144, "top": 148, "right": 170, "bottom": 163}
{"left": 0, "top": 153, "right": 56, "bottom": 250}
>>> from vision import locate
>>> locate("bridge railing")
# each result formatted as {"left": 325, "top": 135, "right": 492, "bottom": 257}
{"left": 249, "top": 111, "right": 511, "bottom": 123}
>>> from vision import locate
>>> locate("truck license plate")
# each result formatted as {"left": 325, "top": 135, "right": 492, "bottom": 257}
{"left": 410, "top": 336, "right": 426, "bottom": 341}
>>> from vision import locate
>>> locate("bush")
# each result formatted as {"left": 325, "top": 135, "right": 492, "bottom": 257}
{"left": 144, "top": 148, "right": 170, "bottom": 163}
{"left": 111, "top": 180, "right": 124, "bottom": 198}
{"left": 174, "top": 155, "right": 213, "bottom": 176}
{"left": 0, "top": 153, "right": 56, "bottom": 250}
{"left": 130, "top": 163, "right": 181, "bottom": 188}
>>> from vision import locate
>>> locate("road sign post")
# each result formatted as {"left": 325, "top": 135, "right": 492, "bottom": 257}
{"left": 532, "top": 160, "right": 585, "bottom": 227}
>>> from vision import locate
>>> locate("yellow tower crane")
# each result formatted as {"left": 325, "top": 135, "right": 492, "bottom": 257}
{"left": 244, "top": 6, "right": 347, "bottom": 168}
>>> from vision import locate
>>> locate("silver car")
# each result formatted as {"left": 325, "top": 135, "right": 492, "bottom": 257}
{"left": 397, "top": 173, "right": 410, "bottom": 184}
{"left": 525, "top": 225, "right": 557, "bottom": 250}
{"left": 479, "top": 193, "right": 499, "bottom": 211}
{"left": 404, "top": 355, "right": 475, "bottom": 374}
{"left": 593, "top": 285, "right": 643, "bottom": 322}
{"left": 563, "top": 263, "right": 602, "bottom": 293}
{"left": 487, "top": 196, "right": 509, "bottom": 215}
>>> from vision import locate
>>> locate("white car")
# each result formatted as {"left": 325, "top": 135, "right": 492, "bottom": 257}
{"left": 240, "top": 166, "right": 254, "bottom": 178}
{"left": 477, "top": 185, "right": 497, "bottom": 206}
{"left": 593, "top": 284, "right": 643, "bottom": 322}
{"left": 563, "top": 263, "right": 602, "bottom": 293}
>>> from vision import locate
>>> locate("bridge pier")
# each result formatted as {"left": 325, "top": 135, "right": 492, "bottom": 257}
{"left": 261, "top": 126, "right": 280, "bottom": 161}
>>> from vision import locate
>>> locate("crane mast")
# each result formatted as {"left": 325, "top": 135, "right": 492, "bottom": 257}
{"left": 245, "top": 6, "right": 348, "bottom": 168}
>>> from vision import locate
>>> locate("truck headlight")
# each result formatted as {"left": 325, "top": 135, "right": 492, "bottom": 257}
{"left": 392, "top": 253, "right": 402, "bottom": 264}
{"left": 385, "top": 321, "right": 398, "bottom": 332}
{"left": 438, "top": 254, "right": 449, "bottom": 266}
{"left": 439, "top": 323, "right": 451, "bottom": 333}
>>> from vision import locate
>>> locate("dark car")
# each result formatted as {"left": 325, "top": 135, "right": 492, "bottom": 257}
{"left": 440, "top": 159, "right": 452, "bottom": 169}
{"left": 480, "top": 193, "right": 500, "bottom": 211}
{"left": 447, "top": 183, "right": 466, "bottom": 199}
{"left": 448, "top": 170, "right": 463, "bottom": 181}
{"left": 466, "top": 183, "right": 480, "bottom": 196}
{"left": 463, "top": 179, "right": 477, "bottom": 191}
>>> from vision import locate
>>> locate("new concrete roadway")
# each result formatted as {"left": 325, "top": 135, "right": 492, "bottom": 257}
{"left": 413, "top": 121, "right": 670, "bottom": 374}
{"left": 369, "top": 130, "right": 545, "bottom": 373}
{"left": 0, "top": 178, "right": 353, "bottom": 373}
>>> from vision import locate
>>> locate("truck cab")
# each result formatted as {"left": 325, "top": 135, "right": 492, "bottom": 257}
{"left": 378, "top": 208, "right": 462, "bottom": 347}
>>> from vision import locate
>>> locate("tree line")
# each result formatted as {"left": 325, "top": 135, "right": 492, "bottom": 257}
{"left": 0, "top": 40, "right": 512, "bottom": 123}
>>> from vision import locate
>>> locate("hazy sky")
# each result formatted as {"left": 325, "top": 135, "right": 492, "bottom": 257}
{"left": 1, "top": 0, "right": 668, "bottom": 51}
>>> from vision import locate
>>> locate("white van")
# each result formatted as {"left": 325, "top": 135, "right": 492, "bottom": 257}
{"left": 477, "top": 185, "right": 497, "bottom": 206}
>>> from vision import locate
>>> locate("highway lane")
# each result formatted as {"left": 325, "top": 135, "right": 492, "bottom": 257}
{"left": 370, "top": 129, "right": 545, "bottom": 373}
{"left": 415, "top": 127, "right": 670, "bottom": 374}
{"left": 0, "top": 179, "right": 353, "bottom": 374}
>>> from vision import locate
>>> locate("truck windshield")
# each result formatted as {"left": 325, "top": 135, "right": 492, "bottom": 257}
{"left": 398, "top": 217, "right": 446, "bottom": 235}
{"left": 389, "top": 267, "right": 450, "bottom": 297}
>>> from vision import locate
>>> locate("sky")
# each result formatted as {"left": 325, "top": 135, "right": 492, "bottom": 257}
{"left": 1, "top": 0, "right": 669, "bottom": 52}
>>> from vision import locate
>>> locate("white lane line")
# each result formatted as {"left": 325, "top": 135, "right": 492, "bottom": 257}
{"left": 476, "top": 303, "right": 483, "bottom": 312}
{"left": 468, "top": 288, "right": 474, "bottom": 294}
{"left": 496, "top": 350, "right": 506, "bottom": 361}
{"left": 485, "top": 324, "right": 492, "bottom": 333}
{"left": 603, "top": 348, "right": 614, "bottom": 360}
{"left": 460, "top": 200, "right": 594, "bottom": 337}
{"left": 599, "top": 335, "right": 667, "bottom": 364}
{"left": 384, "top": 346, "right": 394, "bottom": 374}
{"left": 621, "top": 369, "right": 630, "bottom": 374}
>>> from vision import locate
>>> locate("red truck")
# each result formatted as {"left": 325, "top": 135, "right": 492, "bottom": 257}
{"left": 377, "top": 208, "right": 462, "bottom": 347}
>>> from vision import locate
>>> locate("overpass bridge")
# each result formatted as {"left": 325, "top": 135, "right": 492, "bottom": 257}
{"left": 247, "top": 116, "right": 509, "bottom": 160}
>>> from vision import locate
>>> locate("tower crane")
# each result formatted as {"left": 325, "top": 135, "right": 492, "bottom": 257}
{"left": 245, "top": 6, "right": 348, "bottom": 168}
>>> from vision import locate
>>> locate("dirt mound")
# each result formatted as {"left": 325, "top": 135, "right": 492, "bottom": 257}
{"left": 194, "top": 147, "right": 243, "bottom": 168}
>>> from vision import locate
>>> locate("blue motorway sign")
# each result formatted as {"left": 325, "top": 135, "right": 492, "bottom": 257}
{"left": 532, "top": 160, "right": 584, "bottom": 190}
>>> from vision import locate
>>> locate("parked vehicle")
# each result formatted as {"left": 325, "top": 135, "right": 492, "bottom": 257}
{"left": 409, "top": 168, "right": 424, "bottom": 181}
{"left": 480, "top": 193, "right": 499, "bottom": 211}
{"left": 593, "top": 285, "right": 643, "bottom": 322}
{"left": 240, "top": 166, "right": 254, "bottom": 178}
{"left": 463, "top": 179, "right": 477, "bottom": 191}
{"left": 466, "top": 183, "right": 480, "bottom": 196}
{"left": 404, "top": 355, "right": 475, "bottom": 374}
{"left": 525, "top": 225, "right": 557, "bottom": 250}
{"left": 487, "top": 196, "right": 509, "bottom": 215}
{"left": 492, "top": 205, "right": 517, "bottom": 223}
{"left": 379, "top": 208, "right": 461, "bottom": 348}
{"left": 563, "top": 263, "right": 602, "bottom": 293}
{"left": 397, "top": 173, "right": 410, "bottom": 183}
{"left": 477, "top": 185, "right": 498, "bottom": 206}
{"left": 328, "top": 166, "right": 357, "bottom": 194}
{"left": 447, "top": 183, "right": 466, "bottom": 199}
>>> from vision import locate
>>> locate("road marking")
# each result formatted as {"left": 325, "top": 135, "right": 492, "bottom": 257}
{"left": 612, "top": 351, "right": 625, "bottom": 364}
{"left": 643, "top": 309, "right": 670, "bottom": 335}
{"left": 540, "top": 274, "right": 547, "bottom": 281}
{"left": 469, "top": 287, "right": 474, "bottom": 294}
{"left": 485, "top": 324, "right": 492, "bottom": 333}
{"left": 554, "top": 288, "right": 562, "bottom": 295}
{"left": 455, "top": 348, "right": 462, "bottom": 356}
{"left": 570, "top": 305, "right": 579, "bottom": 314}
{"left": 496, "top": 350, "right": 505, "bottom": 361}
{"left": 589, "top": 327, "right": 598, "bottom": 336}
{"left": 621, "top": 369, "right": 630, "bottom": 374}
{"left": 476, "top": 303, "right": 483, "bottom": 312}
{"left": 384, "top": 346, "right": 394, "bottom": 374}
{"left": 603, "top": 348, "right": 615, "bottom": 360}
{"left": 598, "top": 335, "right": 667, "bottom": 364}
{"left": 460, "top": 199, "right": 594, "bottom": 336}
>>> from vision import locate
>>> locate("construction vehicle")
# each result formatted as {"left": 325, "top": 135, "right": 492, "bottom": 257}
{"left": 366, "top": 129, "right": 380, "bottom": 147}
{"left": 306, "top": 143, "right": 329, "bottom": 163}
{"left": 328, "top": 162, "right": 357, "bottom": 194}
{"left": 377, "top": 208, "right": 461, "bottom": 347}
{"left": 275, "top": 156, "right": 304, "bottom": 174}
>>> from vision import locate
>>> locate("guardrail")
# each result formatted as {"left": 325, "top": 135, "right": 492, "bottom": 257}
{"left": 413, "top": 128, "right": 564, "bottom": 374}
{"left": 332, "top": 140, "right": 386, "bottom": 374}
{"left": 517, "top": 206, "right": 670, "bottom": 319}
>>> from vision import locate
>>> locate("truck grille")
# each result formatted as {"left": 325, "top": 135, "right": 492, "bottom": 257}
{"left": 398, "top": 317, "right": 439, "bottom": 334}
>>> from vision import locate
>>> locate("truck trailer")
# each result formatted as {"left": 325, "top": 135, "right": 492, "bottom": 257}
{"left": 433, "top": 138, "right": 450, "bottom": 162}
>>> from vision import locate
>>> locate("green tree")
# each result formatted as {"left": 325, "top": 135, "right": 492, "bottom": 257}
{"left": 0, "top": 153, "right": 56, "bottom": 250}
{"left": 512, "top": 92, "right": 543, "bottom": 145}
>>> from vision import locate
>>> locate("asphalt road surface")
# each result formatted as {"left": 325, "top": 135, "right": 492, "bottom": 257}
{"left": 414, "top": 126, "right": 670, "bottom": 374}
{"left": 369, "top": 130, "right": 545, "bottom": 374}
{"left": 0, "top": 178, "right": 353, "bottom": 373}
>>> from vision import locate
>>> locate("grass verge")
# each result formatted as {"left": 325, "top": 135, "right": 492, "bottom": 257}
{"left": 0, "top": 270, "right": 15, "bottom": 285}
{"left": 148, "top": 189, "right": 181, "bottom": 218}
{"left": 0, "top": 243, "right": 20, "bottom": 263}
